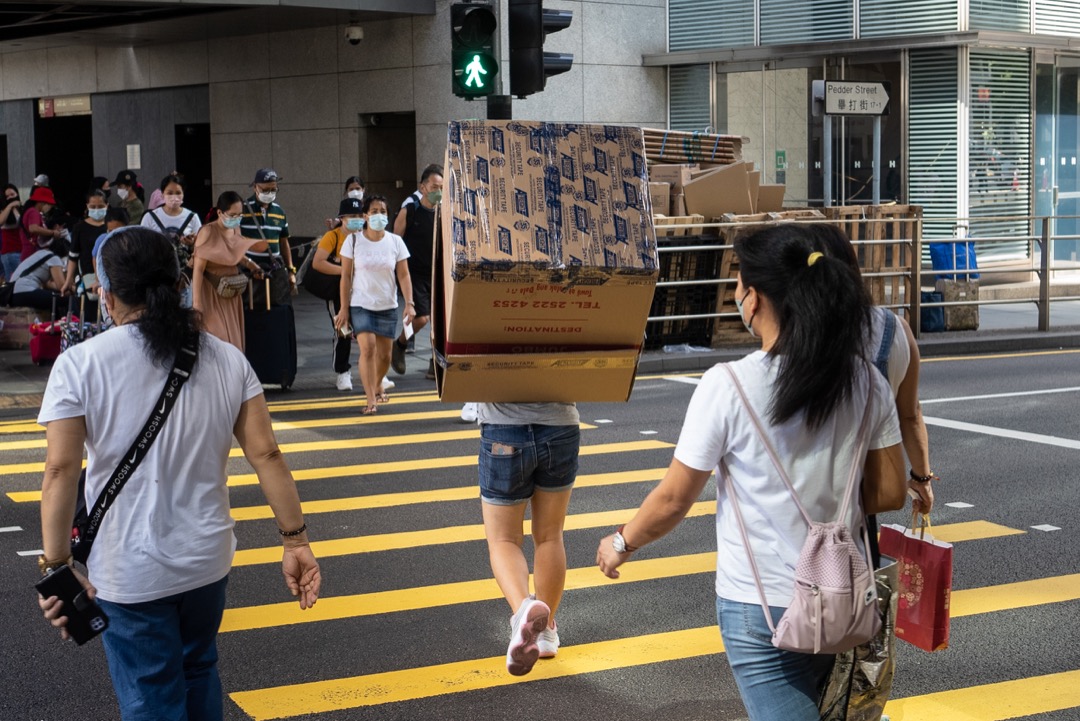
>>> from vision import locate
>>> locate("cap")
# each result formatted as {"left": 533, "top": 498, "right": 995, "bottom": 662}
{"left": 28, "top": 187, "right": 56, "bottom": 205}
{"left": 113, "top": 169, "right": 137, "bottom": 186}
{"left": 252, "top": 168, "right": 281, "bottom": 185}
{"left": 338, "top": 197, "right": 363, "bottom": 216}
{"left": 33, "top": 174, "right": 49, "bottom": 187}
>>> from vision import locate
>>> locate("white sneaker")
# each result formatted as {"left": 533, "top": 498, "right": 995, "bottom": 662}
{"left": 335, "top": 371, "right": 353, "bottom": 391}
{"left": 506, "top": 596, "right": 549, "bottom": 676}
{"left": 537, "top": 620, "right": 559, "bottom": 659}
{"left": 381, "top": 376, "right": 395, "bottom": 391}
{"left": 460, "top": 402, "right": 478, "bottom": 423}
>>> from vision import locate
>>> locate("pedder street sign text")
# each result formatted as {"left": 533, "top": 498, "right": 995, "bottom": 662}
{"left": 824, "top": 81, "right": 890, "bottom": 116}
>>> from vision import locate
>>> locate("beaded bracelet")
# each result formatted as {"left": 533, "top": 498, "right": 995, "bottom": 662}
{"left": 909, "top": 470, "right": 937, "bottom": 483}
{"left": 279, "top": 523, "right": 307, "bottom": 537}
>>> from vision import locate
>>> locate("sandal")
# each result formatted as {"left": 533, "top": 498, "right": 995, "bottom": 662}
{"left": 376, "top": 393, "right": 389, "bottom": 404}
{"left": 362, "top": 405, "right": 378, "bottom": 415}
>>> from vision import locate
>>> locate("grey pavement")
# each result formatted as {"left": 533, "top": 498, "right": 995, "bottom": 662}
{"left": 2, "top": 291, "right": 1079, "bottom": 416}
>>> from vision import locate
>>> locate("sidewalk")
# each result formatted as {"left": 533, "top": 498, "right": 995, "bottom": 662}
{"left": 2, "top": 293, "right": 1079, "bottom": 416}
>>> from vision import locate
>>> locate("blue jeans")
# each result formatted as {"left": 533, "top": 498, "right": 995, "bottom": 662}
{"left": 479, "top": 424, "right": 580, "bottom": 504}
{"left": 97, "top": 576, "right": 229, "bottom": 721}
{"left": 1, "top": 251, "right": 18, "bottom": 280}
{"left": 716, "top": 596, "right": 835, "bottom": 721}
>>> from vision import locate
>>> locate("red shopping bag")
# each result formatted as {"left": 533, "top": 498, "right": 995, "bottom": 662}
{"left": 878, "top": 514, "right": 952, "bottom": 652}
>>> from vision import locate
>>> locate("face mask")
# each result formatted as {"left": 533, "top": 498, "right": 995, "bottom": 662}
{"left": 347, "top": 189, "right": 364, "bottom": 200}
{"left": 88, "top": 208, "right": 107, "bottom": 221}
{"left": 222, "top": 216, "right": 242, "bottom": 229}
{"left": 734, "top": 290, "right": 756, "bottom": 338}
{"left": 345, "top": 217, "right": 365, "bottom": 232}
{"left": 367, "top": 213, "right": 388, "bottom": 231}
{"left": 165, "top": 194, "right": 183, "bottom": 209}
{"left": 116, "top": 188, "right": 129, "bottom": 200}
{"left": 257, "top": 191, "right": 276, "bottom": 204}
{"left": 427, "top": 190, "right": 443, "bottom": 205}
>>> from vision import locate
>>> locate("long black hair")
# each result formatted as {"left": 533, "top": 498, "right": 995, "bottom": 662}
{"left": 735, "top": 223, "right": 872, "bottom": 429}
{"left": 99, "top": 226, "right": 201, "bottom": 367}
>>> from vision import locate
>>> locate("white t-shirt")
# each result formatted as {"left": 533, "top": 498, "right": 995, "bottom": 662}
{"left": 140, "top": 207, "right": 202, "bottom": 238}
{"left": 673, "top": 352, "right": 901, "bottom": 608}
{"left": 866, "top": 307, "right": 910, "bottom": 395}
{"left": 477, "top": 403, "right": 579, "bottom": 426}
{"left": 339, "top": 230, "right": 410, "bottom": 310}
{"left": 38, "top": 326, "right": 263, "bottom": 604}
{"left": 12, "top": 249, "right": 64, "bottom": 293}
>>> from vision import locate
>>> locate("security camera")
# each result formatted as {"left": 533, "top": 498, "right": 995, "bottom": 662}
{"left": 345, "top": 23, "right": 364, "bottom": 46}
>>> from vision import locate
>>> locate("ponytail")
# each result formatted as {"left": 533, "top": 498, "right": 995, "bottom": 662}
{"left": 735, "top": 224, "right": 871, "bottom": 429}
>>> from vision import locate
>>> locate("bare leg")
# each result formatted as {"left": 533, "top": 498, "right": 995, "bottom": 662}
{"left": 528, "top": 488, "right": 573, "bottom": 625}
{"left": 374, "top": 335, "right": 393, "bottom": 391}
{"left": 355, "top": 332, "right": 379, "bottom": 408}
{"left": 481, "top": 501, "right": 530, "bottom": 613}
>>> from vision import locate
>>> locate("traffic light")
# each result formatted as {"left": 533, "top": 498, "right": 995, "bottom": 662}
{"left": 450, "top": 1, "right": 499, "bottom": 99}
{"left": 508, "top": 0, "right": 573, "bottom": 98}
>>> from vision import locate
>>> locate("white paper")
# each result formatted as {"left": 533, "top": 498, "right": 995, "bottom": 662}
{"left": 403, "top": 321, "right": 414, "bottom": 340}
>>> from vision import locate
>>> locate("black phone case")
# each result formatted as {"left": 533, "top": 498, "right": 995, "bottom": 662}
{"left": 35, "top": 565, "right": 109, "bottom": 645}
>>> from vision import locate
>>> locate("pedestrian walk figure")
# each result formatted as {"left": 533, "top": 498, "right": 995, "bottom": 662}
{"left": 465, "top": 55, "right": 488, "bottom": 88}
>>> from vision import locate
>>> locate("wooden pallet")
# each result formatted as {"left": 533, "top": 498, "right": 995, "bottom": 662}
{"left": 653, "top": 214, "right": 705, "bottom": 237}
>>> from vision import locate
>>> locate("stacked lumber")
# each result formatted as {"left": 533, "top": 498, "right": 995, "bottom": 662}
{"left": 643, "top": 128, "right": 748, "bottom": 165}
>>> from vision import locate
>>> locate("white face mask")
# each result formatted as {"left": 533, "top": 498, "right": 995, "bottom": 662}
{"left": 116, "top": 188, "right": 130, "bottom": 200}
{"left": 734, "top": 290, "right": 756, "bottom": 338}
{"left": 347, "top": 189, "right": 364, "bottom": 200}
{"left": 257, "top": 191, "right": 277, "bottom": 204}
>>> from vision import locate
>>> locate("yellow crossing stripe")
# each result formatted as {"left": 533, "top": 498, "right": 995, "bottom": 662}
{"left": 229, "top": 467, "right": 666, "bottom": 521}
{"left": 951, "top": 572, "right": 1080, "bottom": 617}
{"left": 232, "top": 502, "right": 717, "bottom": 566}
{"left": 229, "top": 627, "right": 723, "bottom": 719}
{"left": 271, "top": 409, "right": 470, "bottom": 431}
{"left": 922, "top": 520, "right": 1024, "bottom": 544}
{"left": 221, "top": 552, "right": 715, "bottom": 632}
{"left": 884, "top": 669, "right": 1080, "bottom": 719}
{"left": 5, "top": 440, "right": 672, "bottom": 501}
{"left": 266, "top": 393, "right": 442, "bottom": 413}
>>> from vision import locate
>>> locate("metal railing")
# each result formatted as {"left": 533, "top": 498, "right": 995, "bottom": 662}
{"left": 649, "top": 215, "right": 1080, "bottom": 342}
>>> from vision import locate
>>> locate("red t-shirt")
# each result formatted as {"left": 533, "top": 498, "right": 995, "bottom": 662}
{"left": 0, "top": 227, "right": 19, "bottom": 255}
{"left": 19, "top": 206, "right": 43, "bottom": 260}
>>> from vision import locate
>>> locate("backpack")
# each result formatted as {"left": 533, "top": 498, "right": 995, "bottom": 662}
{"left": 720, "top": 363, "right": 881, "bottom": 655}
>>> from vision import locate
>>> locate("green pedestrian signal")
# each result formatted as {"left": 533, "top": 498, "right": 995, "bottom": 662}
{"left": 451, "top": 2, "right": 499, "bottom": 99}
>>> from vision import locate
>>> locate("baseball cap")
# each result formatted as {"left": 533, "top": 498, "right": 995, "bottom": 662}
{"left": 338, "top": 197, "right": 363, "bottom": 216}
{"left": 252, "top": 168, "right": 281, "bottom": 185}
{"left": 33, "top": 174, "right": 49, "bottom": 187}
{"left": 113, "top": 169, "right": 137, "bottom": 186}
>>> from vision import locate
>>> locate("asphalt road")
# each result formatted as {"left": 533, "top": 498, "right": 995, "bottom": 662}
{"left": 2, "top": 347, "right": 1079, "bottom": 721}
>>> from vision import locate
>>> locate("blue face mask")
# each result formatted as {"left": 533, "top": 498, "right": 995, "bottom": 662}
{"left": 734, "top": 290, "right": 756, "bottom": 338}
{"left": 345, "top": 217, "right": 365, "bottom": 232}
{"left": 222, "top": 216, "right": 242, "bottom": 229}
{"left": 88, "top": 207, "right": 107, "bottom": 221}
{"left": 367, "top": 213, "right": 389, "bottom": 232}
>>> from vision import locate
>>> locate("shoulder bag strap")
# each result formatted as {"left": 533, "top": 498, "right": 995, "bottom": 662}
{"left": 147, "top": 209, "right": 168, "bottom": 233}
{"left": 80, "top": 336, "right": 200, "bottom": 547}
{"left": 15, "top": 252, "right": 53, "bottom": 281}
{"left": 243, "top": 201, "right": 269, "bottom": 244}
{"left": 873, "top": 310, "right": 897, "bottom": 379}
{"left": 179, "top": 212, "right": 195, "bottom": 234}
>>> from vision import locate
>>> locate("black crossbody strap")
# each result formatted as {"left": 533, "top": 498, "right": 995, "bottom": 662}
{"left": 81, "top": 336, "right": 199, "bottom": 545}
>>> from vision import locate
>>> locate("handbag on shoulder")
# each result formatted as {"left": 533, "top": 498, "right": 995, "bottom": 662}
{"left": 203, "top": 267, "right": 250, "bottom": 299}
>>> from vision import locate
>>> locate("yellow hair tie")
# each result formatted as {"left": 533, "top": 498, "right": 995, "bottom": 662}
{"left": 807, "top": 252, "right": 824, "bottom": 267}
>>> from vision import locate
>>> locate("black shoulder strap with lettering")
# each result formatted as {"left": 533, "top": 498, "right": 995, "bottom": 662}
{"left": 147, "top": 209, "right": 168, "bottom": 232}
{"left": 73, "top": 335, "right": 200, "bottom": 558}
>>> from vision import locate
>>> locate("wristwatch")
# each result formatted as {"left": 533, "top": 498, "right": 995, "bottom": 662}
{"left": 38, "top": 554, "right": 73, "bottom": 576}
{"left": 612, "top": 524, "right": 638, "bottom": 554}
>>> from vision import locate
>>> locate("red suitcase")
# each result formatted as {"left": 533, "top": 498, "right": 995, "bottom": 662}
{"left": 30, "top": 320, "right": 62, "bottom": 365}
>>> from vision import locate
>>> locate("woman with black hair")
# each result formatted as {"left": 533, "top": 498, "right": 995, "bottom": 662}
{"left": 36, "top": 226, "right": 320, "bottom": 721}
{"left": 61, "top": 189, "right": 109, "bottom": 313}
{"left": 596, "top": 223, "right": 907, "bottom": 721}
{"left": 0, "top": 184, "right": 22, "bottom": 280}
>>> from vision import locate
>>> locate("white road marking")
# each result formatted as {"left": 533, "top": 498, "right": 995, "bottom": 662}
{"left": 664, "top": 376, "right": 702, "bottom": 386}
{"left": 17, "top": 550, "right": 42, "bottom": 557}
{"left": 1031, "top": 524, "right": 1061, "bottom": 532}
{"left": 640, "top": 430, "right": 658, "bottom": 435}
{"left": 0, "top": 526, "right": 22, "bottom": 533}
{"left": 593, "top": 419, "right": 613, "bottom": 424}
{"left": 921, "top": 386, "right": 1080, "bottom": 405}
{"left": 946, "top": 502, "right": 975, "bottom": 509}
{"left": 923, "top": 417, "right": 1080, "bottom": 450}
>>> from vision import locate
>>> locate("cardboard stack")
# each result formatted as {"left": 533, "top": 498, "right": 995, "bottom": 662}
{"left": 434, "top": 121, "right": 659, "bottom": 402}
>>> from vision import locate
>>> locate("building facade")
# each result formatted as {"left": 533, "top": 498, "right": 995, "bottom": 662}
{"left": 0, "top": 0, "right": 665, "bottom": 238}
{"left": 660, "top": 0, "right": 1080, "bottom": 261}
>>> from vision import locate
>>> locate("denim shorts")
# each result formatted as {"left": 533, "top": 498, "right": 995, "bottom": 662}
{"left": 716, "top": 596, "right": 836, "bottom": 721}
{"left": 478, "top": 424, "right": 580, "bottom": 505}
{"left": 350, "top": 306, "right": 398, "bottom": 338}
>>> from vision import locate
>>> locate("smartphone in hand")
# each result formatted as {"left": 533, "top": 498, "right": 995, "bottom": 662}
{"left": 35, "top": 565, "right": 109, "bottom": 645}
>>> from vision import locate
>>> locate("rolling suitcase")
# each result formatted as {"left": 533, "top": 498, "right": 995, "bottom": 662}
{"left": 244, "top": 279, "right": 297, "bottom": 389}
{"left": 29, "top": 296, "right": 63, "bottom": 365}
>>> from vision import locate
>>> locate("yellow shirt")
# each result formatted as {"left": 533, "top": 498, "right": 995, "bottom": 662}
{"left": 317, "top": 227, "right": 348, "bottom": 258}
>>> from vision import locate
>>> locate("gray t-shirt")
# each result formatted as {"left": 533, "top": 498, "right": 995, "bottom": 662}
{"left": 12, "top": 249, "right": 64, "bottom": 293}
{"left": 477, "top": 402, "right": 579, "bottom": 426}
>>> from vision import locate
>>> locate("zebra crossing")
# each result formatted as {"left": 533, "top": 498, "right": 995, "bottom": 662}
{"left": 5, "top": 367, "right": 1080, "bottom": 720}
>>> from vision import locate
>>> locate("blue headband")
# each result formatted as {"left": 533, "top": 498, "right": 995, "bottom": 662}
{"left": 92, "top": 227, "right": 127, "bottom": 293}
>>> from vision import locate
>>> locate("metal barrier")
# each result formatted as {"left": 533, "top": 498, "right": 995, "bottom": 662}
{"left": 649, "top": 214, "right": 1080, "bottom": 344}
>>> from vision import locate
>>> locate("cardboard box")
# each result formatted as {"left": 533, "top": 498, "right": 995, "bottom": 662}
{"left": 747, "top": 170, "right": 760, "bottom": 212}
{"left": 649, "top": 164, "right": 697, "bottom": 192}
{"left": 648, "top": 181, "right": 671, "bottom": 216}
{"left": 436, "top": 120, "right": 660, "bottom": 401}
{"left": 683, "top": 162, "right": 755, "bottom": 218}
{"left": 757, "top": 185, "right": 786, "bottom": 213}
{"left": 0, "top": 306, "right": 33, "bottom": 349}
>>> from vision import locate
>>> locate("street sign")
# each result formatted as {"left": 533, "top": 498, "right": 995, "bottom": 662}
{"left": 824, "top": 81, "right": 890, "bottom": 116}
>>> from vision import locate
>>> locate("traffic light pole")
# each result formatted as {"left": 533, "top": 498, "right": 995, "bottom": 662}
{"left": 487, "top": 94, "right": 512, "bottom": 119}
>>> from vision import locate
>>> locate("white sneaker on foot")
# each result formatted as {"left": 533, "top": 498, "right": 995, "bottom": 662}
{"left": 381, "top": 376, "right": 395, "bottom": 391}
{"left": 537, "top": 621, "right": 559, "bottom": 659}
{"left": 460, "top": 402, "right": 478, "bottom": 423}
{"left": 506, "top": 596, "right": 549, "bottom": 676}
{"left": 336, "top": 371, "right": 353, "bottom": 391}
